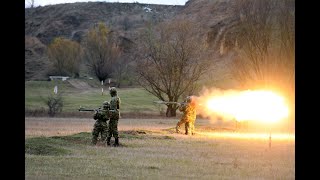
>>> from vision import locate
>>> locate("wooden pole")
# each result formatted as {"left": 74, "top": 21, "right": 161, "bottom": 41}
{"left": 101, "top": 80, "right": 104, "bottom": 96}
{"left": 269, "top": 131, "right": 272, "bottom": 149}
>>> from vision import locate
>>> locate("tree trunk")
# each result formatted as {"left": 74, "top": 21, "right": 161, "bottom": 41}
{"left": 166, "top": 104, "right": 177, "bottom": 117}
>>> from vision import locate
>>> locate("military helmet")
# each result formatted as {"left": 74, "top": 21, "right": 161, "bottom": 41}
{"left": 103, "top": 101, "right": 110, "bottom": 109}
{"left": 109, "top": 87, "right": 117, "bottom": 96}
{"left": 185, "top": 96, "right": 192, "bottom": 103}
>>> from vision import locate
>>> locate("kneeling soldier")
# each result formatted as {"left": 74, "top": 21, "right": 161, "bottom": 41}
{"left": 91, "top": 101, "right": 110, "bottom": 146}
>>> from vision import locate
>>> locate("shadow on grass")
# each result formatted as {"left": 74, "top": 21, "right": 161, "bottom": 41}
{"left": 25, "top": 137, "right": 71, "bottom": 156}
{"left": 25, "top": 130, "right": 175, "bottom": 155}
{"left": 121, "top": 130, "right": 175, "bottom": 140}
{"left": 51, "top": 132, "right": 92, "bottom": 145}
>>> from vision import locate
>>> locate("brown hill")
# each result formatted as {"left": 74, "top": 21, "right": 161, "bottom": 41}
{"left": 25, "top": 2, "right": 183, "bottom": 80}
{"left": 25, "top": 2, "right": 182, "bottom": 45}
{"left": 25, "top": 0, "right": 242, "bottom": 86}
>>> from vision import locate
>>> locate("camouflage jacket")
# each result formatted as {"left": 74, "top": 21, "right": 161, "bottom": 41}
{"left": 110, "top": 96, "right": 121, "bottom": 119}
{"left": 179, "top": 103, "right": 196, "bottom": 122}
{"left": 93, "top": 111, "right": 109, "bottom": 122}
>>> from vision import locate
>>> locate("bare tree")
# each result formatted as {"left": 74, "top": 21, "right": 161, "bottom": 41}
{"left": 112, "top": 54, "right": 135, "bottom": 87}
{"left": 47, "top": 37, "right": 82, "bottom": 77}
{"left": 231, "top": 0, "right": 295, "bottom": 125}
{"left": 232, "top": 0, "right": 294, "bottom": 98}
{"left": 136, "top": 20, "right": 210, "bottom": 117}
{"left": 82, "top": 22, "right": 121, "bottom": 83}
{"left": 111, "top": 36, "right": 136, "bottom": 87}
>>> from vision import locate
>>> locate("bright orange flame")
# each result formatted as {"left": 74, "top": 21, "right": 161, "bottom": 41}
{"left": 197, "top": 90, "right": 289, "bottom": 123}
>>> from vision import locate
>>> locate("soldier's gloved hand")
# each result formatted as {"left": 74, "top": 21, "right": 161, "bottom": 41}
{"left": 93, "top": 113, "right": 99, "bottom": 120}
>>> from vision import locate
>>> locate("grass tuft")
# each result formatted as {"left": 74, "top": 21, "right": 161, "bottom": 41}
{"left": 25, "top": 137, "right": 71, "bottom": 156}
{"left": 51, "top": 132, "right": 92, "bottom": 145}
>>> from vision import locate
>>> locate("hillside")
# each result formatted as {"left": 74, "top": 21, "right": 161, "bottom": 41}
{"left": 25, "top": 0, "right": 243, "bottom": 87}
{"left": 25, "top": 2, "right": 183, "bottom": 45}
{"left": 25, "top": 2, "right": 183, "bottom": 80}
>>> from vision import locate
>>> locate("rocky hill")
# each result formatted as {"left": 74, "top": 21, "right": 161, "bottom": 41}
{"left": 25, "top": 0, "right": 243, "bottom": 85}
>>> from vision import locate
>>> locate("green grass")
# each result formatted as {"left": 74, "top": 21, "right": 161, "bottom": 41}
{"left": 25, "top": 130, "right": 294, "bottom": 179}
{"left": 25, "top": 137, "right": 72, "bottom": 156}
{"left": 25, "top": 80, "right": 161, "bottom": 114}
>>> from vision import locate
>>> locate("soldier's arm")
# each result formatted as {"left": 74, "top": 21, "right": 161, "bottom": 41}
{"left": 117, "top": 97, "right": 121, "bottom": 110}
{"left": 179, "top": 104, "right": 186, "bottom": 112}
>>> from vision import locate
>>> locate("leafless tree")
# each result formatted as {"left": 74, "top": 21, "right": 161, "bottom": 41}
{"left": 136, "top": 20, "right": 210, "bottom": 117}
{"left": 230, "top": 0, "right": 295, "bottom": 126}
{"left": 232, "top": 0, "right": 294, "bottom": 99}
{"left": 47, "top": 37, "right": 82, "bottom": 77}
{"left": 82, "top": 23, "right": 121, "bottom": 83}
{"left": 112, "top": 53, "right": 135, "bottom": 87}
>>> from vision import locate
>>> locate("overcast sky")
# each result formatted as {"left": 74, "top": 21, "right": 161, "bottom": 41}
{"left": 25, "top": 0, "right": 189, "bottom": 7}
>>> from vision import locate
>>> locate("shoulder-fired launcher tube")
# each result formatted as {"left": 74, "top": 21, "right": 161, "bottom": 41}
{"left": 78, "top": 107, "right": 117, "bottom": 112}
{"left": 153, "top": 101, "right": 184, "bottom": 106}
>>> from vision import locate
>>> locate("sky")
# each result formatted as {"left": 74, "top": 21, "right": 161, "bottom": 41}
{"left": 25, "top": 0, "right": 189, "bottom": 7}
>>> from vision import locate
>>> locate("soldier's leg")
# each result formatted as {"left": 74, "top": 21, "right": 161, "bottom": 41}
{"left": 91, "top": 123, "right": 99, "bottom": 145}
{"left": 114, "top": 119, "right": 119, "bottom": 146}
{"left": 106, "top": 137, "right": 111, "bottom": 146}
{"left": 176, "top": 119, "right": 185, "bottom": 133}
{"left": 109, "top": 118, "right": 118, "bottom": 146}
{"left": 109, "top": 119, "right": 115, "bottom": 138}
{"left": 101, "top": 121, "right": 108, "bottom": 145}
{"left": 185, "top": 122, "right": 190, "bottom": 135}
{"left": 106, "top": 120, "right": 113, "bottom": 146}
{"left": 191, "top": 120, "right": 195, "bottom": 135}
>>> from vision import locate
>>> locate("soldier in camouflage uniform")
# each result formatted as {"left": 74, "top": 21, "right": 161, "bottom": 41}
{"left": 91, "top": 101, "right": 110, "bottom": 146}
{"left": 106, "top": 87, "right": 121, "bottom": 146}
{"left": 176, "top": 96, "right": 197, "bottom": 135}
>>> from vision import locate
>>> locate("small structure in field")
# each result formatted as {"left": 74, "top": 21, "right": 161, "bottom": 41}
{"left": 49, "top": 76, "right": 70, "bottom": 81}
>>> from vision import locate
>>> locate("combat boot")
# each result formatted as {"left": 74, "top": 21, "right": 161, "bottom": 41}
{"left": 185, "top": 130, "right": 189, "bottom": 135}
{"left": 106, "top": 137, "right": 111, "bottom": 146}
{"left": 114, "top": 138, "right": 119, "bottom": 147}
{"left": 176, "top": 126, "right": 180, "bottom": 133}
{"left": 91, "top": 138, "right": 97, "bottom": 146}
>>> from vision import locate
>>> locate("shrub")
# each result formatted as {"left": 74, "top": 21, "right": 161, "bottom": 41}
{"left": 46, "top": 93, "right": 64, "bottom": 117}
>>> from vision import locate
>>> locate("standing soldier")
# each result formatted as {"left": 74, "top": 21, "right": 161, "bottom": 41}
{"left": 106, "top": 87, "right": 121, "bottom": 146}
{"left": 91, "top": 101, "right": 110, "bottom": 146}
{"left": 176, "top": 96, "right": 197, "bottom": 135}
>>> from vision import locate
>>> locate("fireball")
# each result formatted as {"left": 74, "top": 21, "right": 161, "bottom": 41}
{"left": 200, "top": 90, "right": 289, "bottom": 123}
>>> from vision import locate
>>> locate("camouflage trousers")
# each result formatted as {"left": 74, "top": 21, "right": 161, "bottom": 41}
{"left": 176, "top": 118, "right": 195, "bottom": 135}
{"left": 185, "top": 120, "right": 195, "bottom": 135}
{"left": 91, "top": 120, "right": 108, "bottom": 145}
{"left": 107, "top": 118, "right": 119, "bottom": 138}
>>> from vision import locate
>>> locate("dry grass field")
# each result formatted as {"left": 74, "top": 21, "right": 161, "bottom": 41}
{"left": 25, "top": 117, "right": 295, "bottom": 179}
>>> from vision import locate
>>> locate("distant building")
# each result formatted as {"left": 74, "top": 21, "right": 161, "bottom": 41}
{"left": 49, "top": 76, "right": 70, "bottom": 81}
